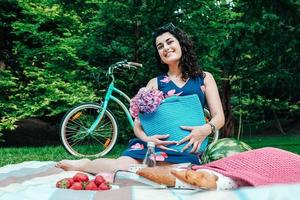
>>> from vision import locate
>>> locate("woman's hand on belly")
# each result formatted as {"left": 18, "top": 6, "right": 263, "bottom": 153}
{"left": 177, "top": 124, "right": 211, "bottom": 153}
{"left": 143, "top": 134, "right": 178, "bottom": 151}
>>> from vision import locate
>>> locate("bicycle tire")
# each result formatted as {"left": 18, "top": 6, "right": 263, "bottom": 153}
{"left": 60, "top": 103, "right": 118, "bottom": 157}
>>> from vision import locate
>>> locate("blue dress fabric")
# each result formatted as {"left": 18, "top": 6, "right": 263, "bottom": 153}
{"left": 121, "top": 74, "right": 206, "bottom": 165}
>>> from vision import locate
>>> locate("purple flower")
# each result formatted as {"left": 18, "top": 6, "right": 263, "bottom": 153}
{"left": 130, "top": 87, "right": 164, "bottom": 118}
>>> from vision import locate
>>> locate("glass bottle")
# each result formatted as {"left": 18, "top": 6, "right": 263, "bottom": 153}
{"left": 143, "top": 142, "right": 156, "bottom": 167}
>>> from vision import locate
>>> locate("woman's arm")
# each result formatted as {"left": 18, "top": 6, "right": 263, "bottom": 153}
{"left": 133, "top": 77, "right": 157, "bottom": 141}
{"left": 133, "top": 78, "right": 176, "bottom": 150}
{"left": 133, "top": 117, "right": 148, "bottom": 141}
{"left": 178, "top": 72, "right": 224, "bottom": 153}
{"left": 203, "top": 72, "right": 225, "bottom": 130}
{"left": 145, "top": 77, "right": 158, "bottom": 90}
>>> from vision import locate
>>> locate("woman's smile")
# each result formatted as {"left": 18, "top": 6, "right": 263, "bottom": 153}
{"left": 165, "top": 49, "right": 175, "bottom": 57}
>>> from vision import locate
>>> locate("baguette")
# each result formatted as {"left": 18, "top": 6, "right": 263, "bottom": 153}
{"left": 170, "top": 169, "right": 217, "bottom": 189}
{"left": 136, "top": 166, "right": 175, "bottom": 186}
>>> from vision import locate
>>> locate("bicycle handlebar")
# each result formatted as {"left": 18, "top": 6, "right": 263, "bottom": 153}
{"left": 127, "top": 62, "right": 142, "bottom": 68}
{"left": 111, "top": 60, "right": 142, "bottom": 70}
{"left": 107, "top": 60, "right": 143, "bottom": 80}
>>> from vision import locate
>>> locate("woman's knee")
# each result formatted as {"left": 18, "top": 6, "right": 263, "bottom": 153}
{"left": 116, "top": 156, "right": 140, "bottom": 170}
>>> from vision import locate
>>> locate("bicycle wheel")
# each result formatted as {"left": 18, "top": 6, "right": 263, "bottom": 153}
{"left": 60, "top": 103, "right": 118, "bottom": 157}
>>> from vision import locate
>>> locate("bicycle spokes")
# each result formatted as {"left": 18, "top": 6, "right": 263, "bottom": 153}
{"left": 62, "top": 104, "right": 117, "bottom": 157}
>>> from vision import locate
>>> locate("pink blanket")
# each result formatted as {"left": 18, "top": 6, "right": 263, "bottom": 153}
{"left": 193, "top": 147, "right": 300, "bottom": 186}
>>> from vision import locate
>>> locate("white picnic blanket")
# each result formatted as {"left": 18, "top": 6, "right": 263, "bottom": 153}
{"left": 1, "top": 161, "right": 300, "bottom": 200}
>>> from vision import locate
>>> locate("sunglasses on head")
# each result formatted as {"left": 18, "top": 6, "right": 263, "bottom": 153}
{"left": 161, "top": 22, "right": 176, "bottom": 30}
{"left": 152, "top": 22, "right": 176, "bottom": 38}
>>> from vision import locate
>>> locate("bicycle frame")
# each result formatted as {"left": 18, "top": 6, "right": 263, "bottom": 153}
{"left": 87, "top": 81, "right": 134, "bottom": 134}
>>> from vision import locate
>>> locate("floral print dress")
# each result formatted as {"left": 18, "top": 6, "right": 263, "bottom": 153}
{"left": 121, "top": 74, "right": 206, "bottom": 165}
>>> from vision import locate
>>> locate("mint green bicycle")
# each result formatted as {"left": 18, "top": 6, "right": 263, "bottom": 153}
{"left": 60, "top": 60, "right": 142, "bottom": 157}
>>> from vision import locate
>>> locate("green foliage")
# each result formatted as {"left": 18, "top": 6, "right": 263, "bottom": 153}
{"left": 0, "top": 0, "right": 299, "bottom": 141}
{"left": 0, "top": 0, "right": 99, "bottom": 137}
{"left": 177, "top": 0, "right": 300, "bottom": 135}
{"left": 226, "top": 1, "right": 300, "bottom": 128}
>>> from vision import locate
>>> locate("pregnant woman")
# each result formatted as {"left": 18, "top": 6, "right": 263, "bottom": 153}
{"left": 56, "top": 23, "right": 224, "bottom": 174}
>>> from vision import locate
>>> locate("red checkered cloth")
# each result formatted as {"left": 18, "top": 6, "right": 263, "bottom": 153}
{"left": 193, "top": 147, "right": 300, "bottom": 186}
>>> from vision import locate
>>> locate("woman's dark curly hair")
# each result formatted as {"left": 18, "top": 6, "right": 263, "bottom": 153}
{"left": 152, "top": 23, "right": 204, "bottom": 81}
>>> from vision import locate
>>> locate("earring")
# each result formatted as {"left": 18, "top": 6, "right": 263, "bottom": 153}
{"left": 161, "top": 60, "right": 164, "bottom": 64}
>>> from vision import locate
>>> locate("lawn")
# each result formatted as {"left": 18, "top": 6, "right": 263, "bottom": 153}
{"left": 242, "top": 132, "right": 300, "bottom": 154}
{"left": 0, "top": 144, "right": 127, "bottom": 167}
{"left": 1, "top": 132, "right": 299, "bottom": 167}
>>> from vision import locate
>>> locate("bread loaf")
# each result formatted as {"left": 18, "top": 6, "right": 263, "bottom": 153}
{"left": 170, "top": 169, "right": 217, "bottom": 189}
{"left": 137, "top": 166, "right": 218, "bottom": 189}
{"left": 136, "top": 166, "right": 176, "bottom": 186}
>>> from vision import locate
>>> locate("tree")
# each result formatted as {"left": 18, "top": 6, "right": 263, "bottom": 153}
{"left": 0, "top": 0, "right": 98, "bottom": 137}
{"left": 167, "top": 0, "right": 300, "bottom": 137}
{"left": 1, "top": 0, "right": 299, "bottom": 141}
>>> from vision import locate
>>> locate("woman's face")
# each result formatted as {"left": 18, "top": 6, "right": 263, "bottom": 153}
{"left": 155, "top": 32, "right": 182, "bottom": 65}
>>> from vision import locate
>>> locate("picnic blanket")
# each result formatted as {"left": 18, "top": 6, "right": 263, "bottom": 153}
{"left": 193, "top": 147, "right": 300, "bottom": 186}
{"left": 1, "top": 160, "right": 300, "bottom": 200}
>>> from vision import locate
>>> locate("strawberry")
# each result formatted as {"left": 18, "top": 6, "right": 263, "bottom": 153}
{"left": 56, "top": 178, "right": 73, "bottom": 189}
{"left": 70, "top": 182, "right": 83, "bottom": 190}
{"left": 81, "top": 181, "right": 89, "bottom": 190}
{"left": 67, "top": 178, "right": 74, "bottom": 186}
{"left": 94, "top": 175, "right": 106, "bottom": 186}
{"left": 96, "top": 172, "right": 114, "bottom": 183}
{"left": 85, "top": 181, "right": 98, "bottom": 191}
{"left": 73, "top": 172, "right": 89, "bottom": 182}
{"left": 98, "top": 182, "right": 111, "bottom": 191}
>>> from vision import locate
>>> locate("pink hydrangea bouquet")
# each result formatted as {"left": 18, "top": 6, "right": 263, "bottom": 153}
{"left": 130, "top": 87, "right": 164, "bottom": 118}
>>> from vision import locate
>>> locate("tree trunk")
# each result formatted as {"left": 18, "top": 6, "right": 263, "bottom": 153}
{"left": 273, "top": 109, "right": 286, "bottom": 135}
{"left": 221, "top": 79, "right": 234, "bottom": 137}
{"left": 237, "top": 80, "right": 242, "bottom": 140}
{"left": 134, "top": 20, "right": 141, "bottom": 62}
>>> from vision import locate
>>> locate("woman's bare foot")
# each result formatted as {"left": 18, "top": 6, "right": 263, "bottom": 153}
{"left": 55, "top": 159, "right": 90, "bottom": 171}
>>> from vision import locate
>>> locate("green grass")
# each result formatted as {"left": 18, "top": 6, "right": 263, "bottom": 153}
{"left": 1, "top": 132, "right": 299, "bottom": 167}
{"left": 242, "top": 132, "right": 300, "bottom": 154}
{"left": 0, "top": 144, "right": 127, "bottom": 167}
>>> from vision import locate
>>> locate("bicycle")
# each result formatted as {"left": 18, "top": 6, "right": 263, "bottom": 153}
{"left": 60, "top": 60, "right": 219, "bottom": 158}
{"left": 60, "top": 60, "right": 142, "bottom": 157}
